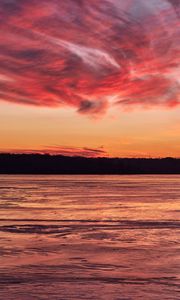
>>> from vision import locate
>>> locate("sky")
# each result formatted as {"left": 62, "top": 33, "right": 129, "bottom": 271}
{"left": 0, "top": 0, "right": 179, "bottom": 157}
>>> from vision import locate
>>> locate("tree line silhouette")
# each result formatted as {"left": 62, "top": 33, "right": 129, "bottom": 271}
{"left": 0, "top": 154, "right": 180, "bottom": 174}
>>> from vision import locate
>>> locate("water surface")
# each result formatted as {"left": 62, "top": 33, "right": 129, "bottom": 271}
{"left": 0, "top": 175, "right": 180, "bottom": 299}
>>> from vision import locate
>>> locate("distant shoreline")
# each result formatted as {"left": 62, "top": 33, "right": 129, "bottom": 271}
{"left": 1, "top": 173, "right": 180, "bottom": 176}
{"left": 0, "top": 154, "right": 180, "bottom": 174}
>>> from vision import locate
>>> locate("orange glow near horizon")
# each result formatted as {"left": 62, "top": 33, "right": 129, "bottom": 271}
{"left": 0, "top": 102, "right": 180, "bottom": 158}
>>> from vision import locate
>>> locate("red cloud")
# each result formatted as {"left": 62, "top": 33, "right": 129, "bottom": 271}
{"left": 0, "top": 0, "right": 179, "bottom": 115}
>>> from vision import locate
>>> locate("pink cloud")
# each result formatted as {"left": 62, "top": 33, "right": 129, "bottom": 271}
{"left": 0, "top": 0, "right": 179, "bottom": 115}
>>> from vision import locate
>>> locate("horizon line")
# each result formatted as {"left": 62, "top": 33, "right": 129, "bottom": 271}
{"left": 0, "top": 152, "right": 179, "bottom": 160}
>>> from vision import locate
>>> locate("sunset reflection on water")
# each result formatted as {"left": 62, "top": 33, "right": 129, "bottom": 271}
{"left": 0, "top": 175, "right": 180, "bottom": 299}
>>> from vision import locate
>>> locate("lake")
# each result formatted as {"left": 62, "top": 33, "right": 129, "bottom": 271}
{"left": 0, "top": 175, "right": 179, "bottom": 299}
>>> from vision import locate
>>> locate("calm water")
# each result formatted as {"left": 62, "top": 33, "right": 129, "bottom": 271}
{"left": 0, "top": 175, "right": 180, "bottom": 300}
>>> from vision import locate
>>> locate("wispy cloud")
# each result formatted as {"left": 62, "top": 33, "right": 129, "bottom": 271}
{"left": 0, "top": 145, "right": 107, "bottom": 158}
{"left": 50, "top": 36, "right": 121, "bottom": 71}
{"left": 0, "top": 0, "right": 179, "bottom": 115}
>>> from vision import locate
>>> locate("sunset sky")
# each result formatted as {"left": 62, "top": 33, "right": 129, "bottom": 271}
{"left": 0, "top": 0, "right": 179, "bottom": 157}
